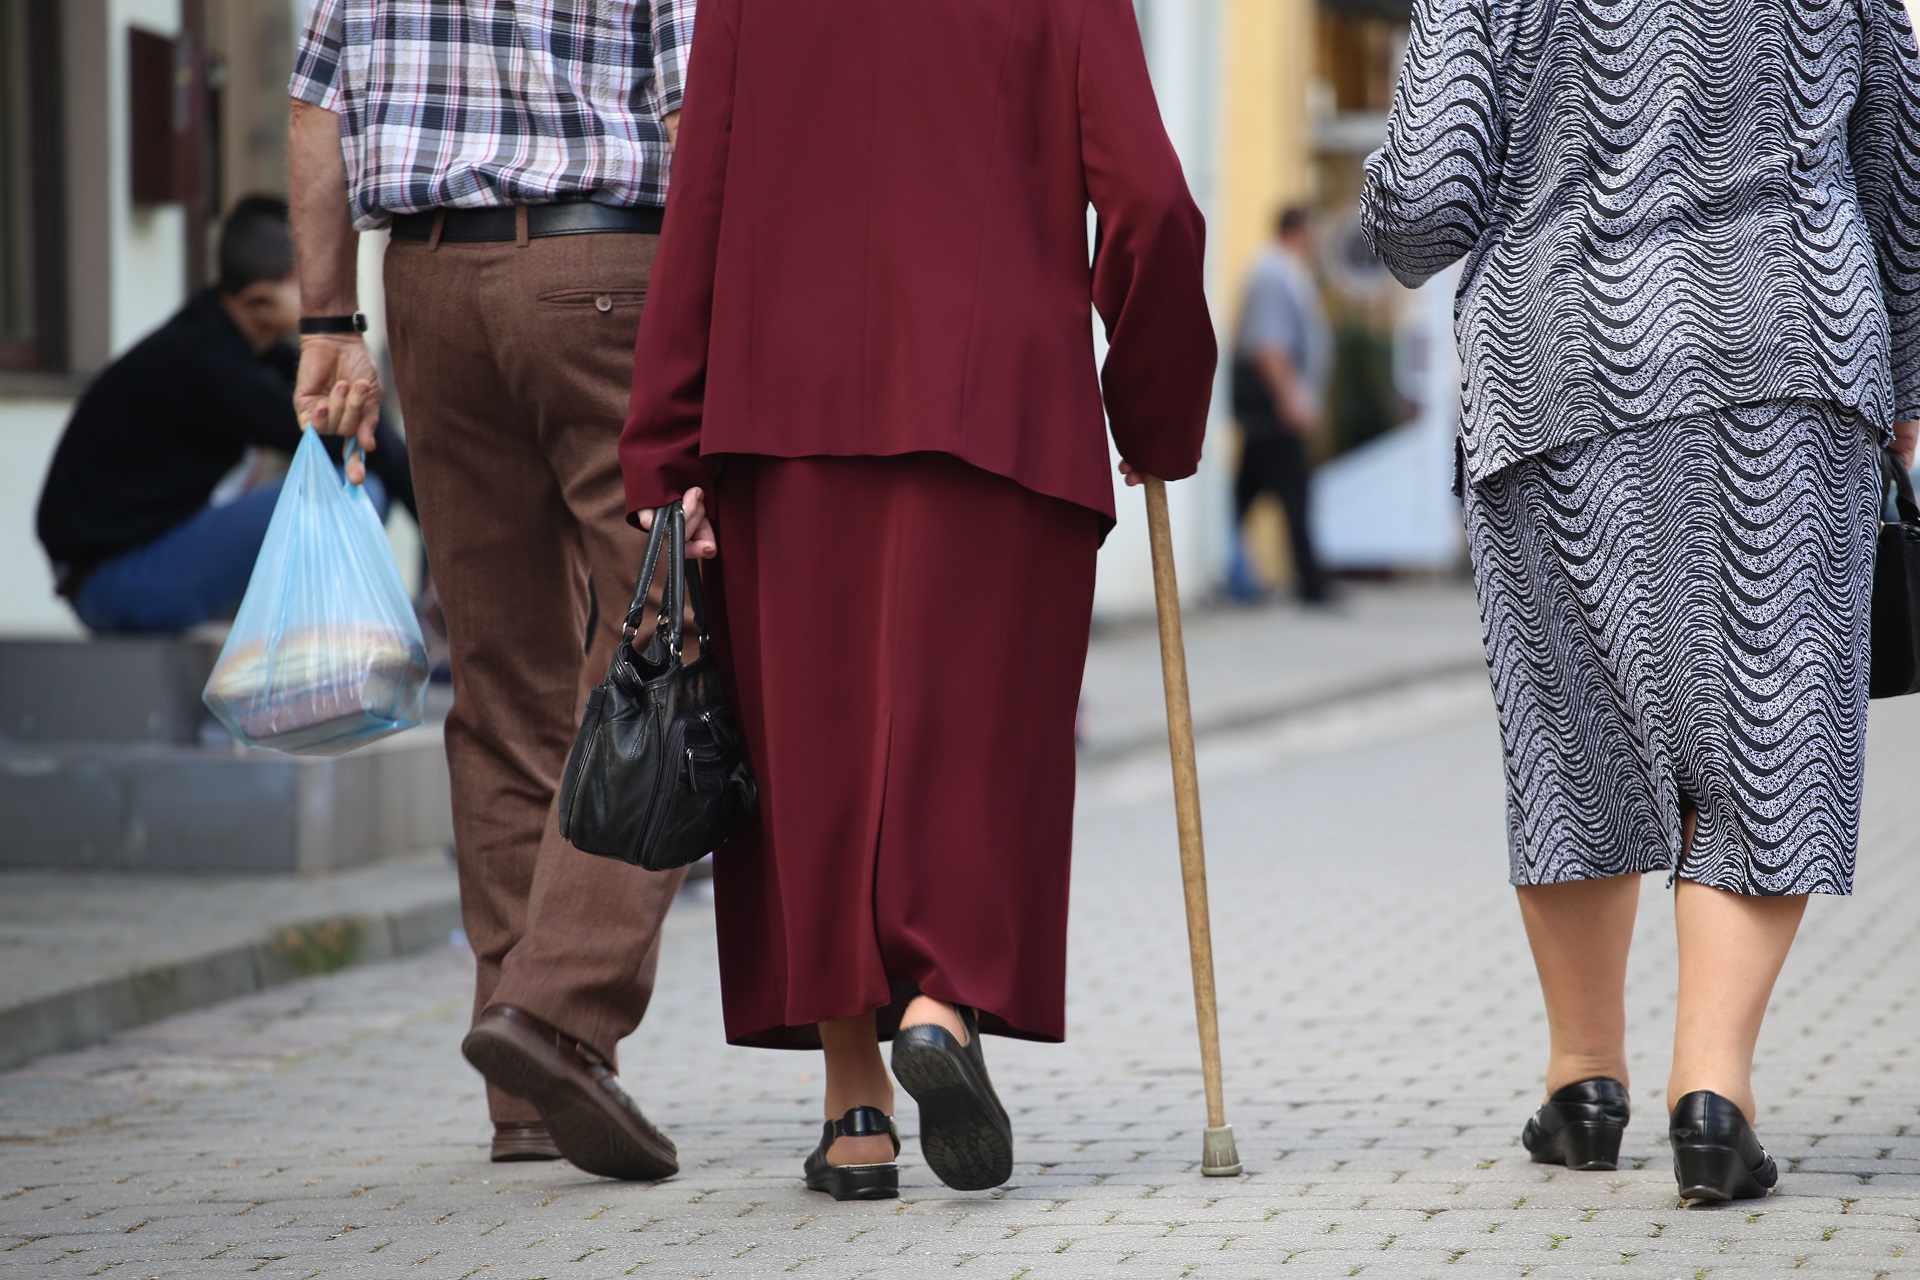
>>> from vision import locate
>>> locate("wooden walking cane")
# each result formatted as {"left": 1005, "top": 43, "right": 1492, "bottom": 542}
{"left": 1141, "top": 475, "right": 1242, "bottom": 1177}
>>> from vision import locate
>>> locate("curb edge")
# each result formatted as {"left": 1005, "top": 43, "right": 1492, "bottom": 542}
{"left": 0, "top": 896, "right": 461, "bottom": 1074}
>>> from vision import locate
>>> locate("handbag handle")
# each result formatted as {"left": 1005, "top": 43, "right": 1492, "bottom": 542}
{"left": 621, "top": 502, "right": 714, "bottom": 656}
{"left": 1884, "top": 447, "right": 1919, "bottom": 526}
{"left": 623, "top": 506, "right": 674, "bottom": 640}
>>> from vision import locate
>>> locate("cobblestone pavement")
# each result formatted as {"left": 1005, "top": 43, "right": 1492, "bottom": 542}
{"left": 1077, "top": 584, "right": 1485, "bottom": 758}
{"left": 0, "top": 855, "right": 461, "bottom": 1017}
{"left": 0, "top": 586, "right": 1476, "bottom": 1074}
{"left": 4, "top": 679, "right": 1920, "bottom": 1279}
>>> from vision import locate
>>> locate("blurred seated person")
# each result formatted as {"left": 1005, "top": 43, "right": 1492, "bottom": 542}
{"left": 35, "top": 195, "right": 416, "bottom": 635}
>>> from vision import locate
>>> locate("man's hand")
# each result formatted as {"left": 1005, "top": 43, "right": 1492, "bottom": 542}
{"left": 294, "top": 333, "right": 382, "bottom": 482}
{"left": 1252, "top": 348, "right": 1320, "bottom": 437}
{"left": 1281, "top": 386, "right": 1322, "bottom": 438}
{"left": 637, "top": 487, "right": 718, "bottom": 559}
{"left": 1896, "top": 420, "right": 1917, "bottom": 471}
{"left": 289, "top": 99, "right": 375, "bottom": 478}
{"left": 1119, "top": 460, "right": 1152, "bottom": 488}
{"left": 635, "top": 488, "right": 714, "bottom": 659}
{"left": 664, "top": 110, "right": 681, "bottom": 146}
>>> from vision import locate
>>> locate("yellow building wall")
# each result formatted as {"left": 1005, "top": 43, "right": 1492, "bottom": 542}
{"left": 1218, "top": 0, "right": 1317, "bottom": 589}
{"left": 1219, "top": 0, "right": 1315, "bottom": 292}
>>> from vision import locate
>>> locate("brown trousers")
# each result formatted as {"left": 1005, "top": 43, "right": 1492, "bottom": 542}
{"left": 385, "top": 222, "right": 685, "bottom": 1124}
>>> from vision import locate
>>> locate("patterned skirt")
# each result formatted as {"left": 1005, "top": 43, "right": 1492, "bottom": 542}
{"left": 1464, "top": 400, "right": 1881, "bottom": 895}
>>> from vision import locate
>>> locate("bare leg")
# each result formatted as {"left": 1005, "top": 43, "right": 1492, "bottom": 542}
{"left": 1515, "top": 875, "right": 1642, "bottom": 1098}
{"left": 819, "top": 1012, "right": 896, "bottom": 1166}
{"left": 901, "top": 994, "right": 968, "bottom": 1043}
{"left": 1667, "top": 880, "right": 1807, "bottom": 1120}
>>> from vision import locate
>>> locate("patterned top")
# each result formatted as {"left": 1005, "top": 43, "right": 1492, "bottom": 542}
{"left": 1361, "top": 0, "right": 1920, "bottom": 487}
{"left": 291, "top": 0, "right": 696, "bottom": 230}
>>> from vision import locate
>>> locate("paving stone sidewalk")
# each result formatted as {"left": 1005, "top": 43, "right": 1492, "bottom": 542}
{"left": 1076, "top": 583, "right": 1485, "bottom": 759}
{"left": 4, "top": 671, "right": 1920, "bottom": 1278}
{"left": 0, "top": 585, "right": 1484, "bottom": 1074}
{"left": 0, "top": 855, "right": 461, "bottom": 1073}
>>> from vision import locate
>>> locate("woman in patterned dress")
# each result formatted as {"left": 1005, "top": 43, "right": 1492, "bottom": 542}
{"left": 1364, "top": 0, "right": 1920, "bottom": 1201}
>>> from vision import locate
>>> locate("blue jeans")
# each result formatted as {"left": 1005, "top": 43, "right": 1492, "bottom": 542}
{"left": 72, "top": 474, "right": 388, "bottom": 634}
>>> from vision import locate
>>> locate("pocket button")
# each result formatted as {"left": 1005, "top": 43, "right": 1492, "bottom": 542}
{"left": 595, "top": 294, "right": 613, "bottom": 313}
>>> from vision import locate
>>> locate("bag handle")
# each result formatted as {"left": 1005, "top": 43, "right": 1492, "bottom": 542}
{"left": 621, "top": 502, "right": 714, "bottom": 657}
{"left": 623, "top": 506, "right": 674, "bottom": 640}
{"left": 1884, "top": 447, "right": 1919, "bottom": 527}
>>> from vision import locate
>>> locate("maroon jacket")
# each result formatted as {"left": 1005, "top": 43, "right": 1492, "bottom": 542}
{"left": 621, "top": 0, "right": 1216, "bottom": 527}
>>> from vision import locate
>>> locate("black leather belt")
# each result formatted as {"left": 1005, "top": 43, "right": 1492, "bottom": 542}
{"left": 390, "top": 203, "right": 664, "bottom": 243}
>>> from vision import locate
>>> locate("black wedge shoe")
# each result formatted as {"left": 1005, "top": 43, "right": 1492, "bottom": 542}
{"left": 1522, "top": 1077, "right": 1629, "bottom": 1171}
{"left": 803, "top": 1106, "right": 900, "bottom": 1201}
{"left": 891, "top": 1006, "right": 1013, "bottom": 1191}
{"left": 1669, "top": 1090, "right": 1778, "bottom": 1204}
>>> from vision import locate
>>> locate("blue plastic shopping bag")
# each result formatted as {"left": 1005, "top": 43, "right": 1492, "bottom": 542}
{"left": 202, "top": 428, "right": 428, "bottom": 755}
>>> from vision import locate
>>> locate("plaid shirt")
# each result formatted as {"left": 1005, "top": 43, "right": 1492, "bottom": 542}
{"left": 291, "top": 0, "right": 695, "bottom": 230}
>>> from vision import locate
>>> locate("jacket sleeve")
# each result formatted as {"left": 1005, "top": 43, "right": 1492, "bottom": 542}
{"left": 1078, "top": 0, "right": 1217, "bottom": 483}
{"left": 621, "top": 0, "right": 737, "bottom": 518}
{"left": 1360, "top": 0, "right": 1503, "bottom": 288}
{"left": 1850, "top": 0, "right": 1920, "bottom": 421}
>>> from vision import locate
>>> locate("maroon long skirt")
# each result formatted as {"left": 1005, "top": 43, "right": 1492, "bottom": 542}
{"left": 703, "top": 453, "right": 1101, "bottom": 1049}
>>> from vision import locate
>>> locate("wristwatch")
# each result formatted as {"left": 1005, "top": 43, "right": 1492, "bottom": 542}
{"left": 299, "top": 313, "right": 368, "bottom": 335}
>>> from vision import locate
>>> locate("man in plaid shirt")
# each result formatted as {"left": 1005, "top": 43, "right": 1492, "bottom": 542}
{"left": 288, "top": 0, "right": 695, "bottom": 1182}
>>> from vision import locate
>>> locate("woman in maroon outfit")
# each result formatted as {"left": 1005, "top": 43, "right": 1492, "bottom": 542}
{"left": 622, "top": 0, "right": 1215, "bottom": 1197}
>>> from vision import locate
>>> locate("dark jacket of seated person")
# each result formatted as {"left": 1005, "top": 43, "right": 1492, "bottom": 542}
{"left": 35, "top": 198, "right": 415, "bottom": 635}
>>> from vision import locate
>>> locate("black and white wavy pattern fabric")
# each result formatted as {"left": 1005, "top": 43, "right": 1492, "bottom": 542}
{"left": 1361, "top": 0, "right": 1920, "bottom": 487}
{"left": 1466, "top": 402, "right": 1880, "bottom": 895}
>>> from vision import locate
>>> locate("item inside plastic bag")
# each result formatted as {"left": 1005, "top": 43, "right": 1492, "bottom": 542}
{"left": 202, "top": 428, "right": 429, "bottom": 755}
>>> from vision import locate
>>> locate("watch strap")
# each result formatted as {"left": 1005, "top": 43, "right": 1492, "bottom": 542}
{"left": 299, "top": 313, "right": 367, "bottom": 335}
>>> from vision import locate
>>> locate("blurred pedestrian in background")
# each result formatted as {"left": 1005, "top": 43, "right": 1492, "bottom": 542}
{"left": 287, "top": 0, "right": 696, "bottom": 1181}
{"left": 34, "top": 196, "right": 416, "bottom": 634}
{"left": 1364, "top": 0, "right": 1920, "bottom": 1203}
{"left": 622, "top": 0, "right": 1214, "bottom": 1200}
{"left": 1230, "top": 205, "right": 1333, "bottom": 606}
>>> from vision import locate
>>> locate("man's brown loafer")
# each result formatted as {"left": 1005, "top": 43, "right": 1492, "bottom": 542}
{"left": 462, "top": 1005, "right": 678, "bottom": 1181}
{"left": 491, "top": 1120, "right": 561, "bottom": 1163}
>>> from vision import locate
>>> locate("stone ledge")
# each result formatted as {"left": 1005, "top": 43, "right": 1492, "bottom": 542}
{"left": 0, "top": 725, "right": 452, "bottom": 873}
{"left": 0, "top": 892, "right": 459, "bottom": 1073}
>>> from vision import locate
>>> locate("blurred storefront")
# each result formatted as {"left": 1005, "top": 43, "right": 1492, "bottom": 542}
{"left": 0, "top": 0, "right": 312, "bottom": 635}
{"left": 0, "top": 0, "right": 1450, "bottom": 637}
{"left": 1307, "top": 0, "right": 1466, "bottom": 573}
{"left": 1100, "top": 0, "right": 1325, "bottom": 616}
{"left": 1127, "top": 0, "right": 1463, "bottom": 610}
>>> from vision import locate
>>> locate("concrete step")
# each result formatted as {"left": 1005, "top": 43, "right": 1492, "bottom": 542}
{"left": 0, "top": 636, "right": 221, "bottom": 745}
{"left": 0, "top": 724, "right": 452, "bottom": 873}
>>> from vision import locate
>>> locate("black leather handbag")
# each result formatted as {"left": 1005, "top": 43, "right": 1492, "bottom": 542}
{"left": 557, "top": 503, "right": 757, "bottom": 870}
{"left": 1871, "top": 447, "right": 1920, "bottom": 700}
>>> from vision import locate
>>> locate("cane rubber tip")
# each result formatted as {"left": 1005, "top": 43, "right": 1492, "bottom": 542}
{"left": 1201, "top": 1125, "right": 1242, "bottom": 1177}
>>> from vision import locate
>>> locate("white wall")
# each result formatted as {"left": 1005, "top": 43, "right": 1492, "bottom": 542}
{"left": 1094, "top": 0, "right": 1230, "bottom": 620}
{"left": 0, "top": 0, "right": 192, "bottom": 637}
{"left": 0, "top": 0, "right": 186, "bottom": 638}
{"left": 110, "top": 0, "right": 188, "bottom": 353}
{"left": 0, "top": 403, "right": 84, "bottom": 636}
{"left": 1313, "top": 265, "right": 1465, "bottom": 571}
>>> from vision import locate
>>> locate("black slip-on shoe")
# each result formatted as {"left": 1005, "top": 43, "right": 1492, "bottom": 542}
{"left": 803, "top": 1106, "right": 900, "bottom": 1201}
{"left": 891, "top": 1006, "right": 1013, "bottom": 1191}
{"left": 1522, "top": 1077, "right": 1629, "bottom": 1171}
{"left": 1670, "top": 1090, "right": 1777, "bottom": 1204}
